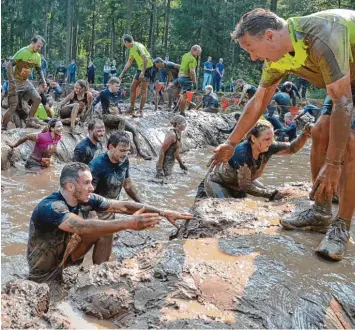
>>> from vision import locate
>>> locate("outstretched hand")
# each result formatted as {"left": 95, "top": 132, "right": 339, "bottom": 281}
{"left": 161, "top": 210, "right": 193, "bottom": 227}
{"left": 212, "top": 143, "right": 235, "bottom": 166}
{"left": 130, "top": 207, "right": 160, "bottom": 230}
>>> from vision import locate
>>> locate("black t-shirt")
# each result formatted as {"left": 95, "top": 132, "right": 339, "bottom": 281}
{"left": 73, "top": 137, "right": 104, "bottom": 164}
{"left": 92, "top": 88, "right": 122, "bottom": 115}
{"left": 27, "top": 191, "right": 109, "bottom": 281}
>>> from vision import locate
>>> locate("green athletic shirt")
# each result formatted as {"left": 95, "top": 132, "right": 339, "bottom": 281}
{"left": 129, "top": 42, "right": 153, "bottom": 70}
{"left": 261, "top": 9, "right": 355, "bottom": 89}
{"left": 12, "top": 46, "right": 41, "bottom": 81}
{"left": 179, "top": 52, "right": 197, "bottom": 78}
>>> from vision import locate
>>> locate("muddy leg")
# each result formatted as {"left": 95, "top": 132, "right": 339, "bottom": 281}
{"left": 70, "top": 103, "right": 80, "bottom": 129}
{"left": 179, "top": 93, "right": 187, "bottom": 114}
{"left": 92, "top": 234, "right": 114, "bottom": 265}
{"left": 70, "top": 236, "right": 100, "bottom": 262}
{"left": 125, "top": 121, "right": 151, "bottom": 160}
{"left": 139, "top": 81, "right": 149, "bottom": 112}
{"left": 130, "top": 79, "right": 140, "bottom": 110}
{"left": 2, "top": 90, "right": 18, "bottom": 129}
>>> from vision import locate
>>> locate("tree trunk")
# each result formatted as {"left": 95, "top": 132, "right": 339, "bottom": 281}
{"left": 150, "top": 0, "right": 157, "bottom": 56}
{"left": 125, "top": 0, "right": 132, "bottom": 34}
{"left": 90, "top": 0, "right": 96, "bottom": 60}
{"left": 43, "top": 2, "right": 51, "bottom": 58}
{"left": 47, "top": 6, "right": 55, "bottom": 61}
{"left": 111, "top": 13, "right": 115, "bottom": 60}
{"left": 270, "top": 0, "right": 278, "bottom": 12}
{"left": 72, "top": 22, "right": 78, "bottom": 61}
{"left": 163, "top": 0, "right": 171, "bottom": 56}
{"left": 66, "top": 0, "right": 73, "bottom": 64}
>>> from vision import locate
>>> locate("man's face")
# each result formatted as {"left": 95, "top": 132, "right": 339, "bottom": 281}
{"left": 238, "top": 31, "right": 285, "bottom": 62}
{"left": 192, "top": 49, "right": 201, "bottom": 57}
{"left": 208, "top": 56, "right": 212, "bottom": 62}
{"left": 32, "top": 40, "right": 43, "bottom": 52}
{"left": 109, "top": 143, "right": 130, "bottom": 163}
{"left": 53, "top": 121, "right": 64, "bottom": 137}
{"left": 124, "top": 40, "right": 133, "bottom": 49}
{"left": 219, "top": 58, "right": 223, "bottom": 63}
{"left": 109, "top": 83, "right": 120, "bottom": 93}
{"left": 92, "top": 124, "right": 105, "bottom": 142}
{"left": 155, "top": 62, "right": 164, "bottom": 69}
{"left": 72, "top": 170, "right": 94, "bottom": 203}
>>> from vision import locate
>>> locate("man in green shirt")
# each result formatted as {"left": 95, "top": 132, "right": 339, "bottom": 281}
{"left": 118, "top": 35, "right": 154, "bottom": 118}
{"left": 2, "top": 35, "right": 47, "bottom": 130}
{"left": 213, "top": 9, "right": 355, "bottom": 261}
{"left": 169, "top": 45, "right": 202, "bottom": 116}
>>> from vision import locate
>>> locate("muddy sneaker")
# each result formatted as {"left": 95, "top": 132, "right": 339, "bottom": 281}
{"left": 69, "top": 126, "right": 81, "bottom": 135}
{"left": 139, "top": 152, "right": 152, "bottom": 160}
{"left": 132, "top": 111, "right": 143, "bottom": 118}
{"left": 25, "top": 118, "right": 42, "bottom": 129}
{"left": 316, "top": 218, "right": 350, "bottom": 261}
{"left": 280, "top": 205, "right": 332, "bottom": 233}
{"left": 179, "top": 111, "right": 186, "bottom": 117}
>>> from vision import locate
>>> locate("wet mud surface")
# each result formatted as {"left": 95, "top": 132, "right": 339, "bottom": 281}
{"left": 1, "top": 106, "right": 355, "bottom": 329}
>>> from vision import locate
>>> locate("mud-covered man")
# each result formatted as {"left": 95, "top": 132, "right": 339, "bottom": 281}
{"left": 91, "top": 77, "right": 151, "bottom": 160}
{"left": 73, "top": 118, "right": 106, "bottom": 164}
{"left": 214, "top": 9, "right": 355, "bottom": 261}
{"left": 88, "top": 132, "right": 146, "bottom": 263}
{"left": 27, "top": 162, "right": 192, "bottom": 282}
{"left": 118, "top": 35, "right": 154, "bottom": 118}
{"left": 2, "top": 35, "right": 47, "bottom": 130}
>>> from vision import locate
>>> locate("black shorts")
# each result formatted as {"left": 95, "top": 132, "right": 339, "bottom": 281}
{"left": 134, "top": 66, "right": 154, "bottom": 82}
{"left": 321, "top": 88, "right": 355, "bottom": 129}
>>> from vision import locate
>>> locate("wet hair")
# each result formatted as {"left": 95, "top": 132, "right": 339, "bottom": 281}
{"left": 88, "top": 118, "right": 104, "bottom": 131}
{"left": 122, "top": 34, "right": 133, "bottom": 43}
{"left": 153, "top": 57, "right": 164, "bottom": 64}
{"left": 247, "top": 120, "right": 273, "bottom": 143}
{"left": 75, "top": 79, "right": 89, "bottom": 93}
{"left": 48, "top": 118, "right": 60, "bottom": 131}
{"left": 171, "top": 115, "right": 187, "bottom": 127}
{"left": 232, "top": 9, "right": 285, "bottom": 40}
{"left": 108, "top": 77, "right": 120, "bottom": 85}
{"left": 107, "top": 132, "right": 130, "bottom": 148}
{"left": 31, "top": 35, "right": 46, "bottom": 44}
{"left": 60, "top": 162, "right": 90, "bottom": 188}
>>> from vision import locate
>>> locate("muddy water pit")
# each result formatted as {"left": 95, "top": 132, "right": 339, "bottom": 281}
{"left": 1, "top": 111, "right": 355, "bottom": 328}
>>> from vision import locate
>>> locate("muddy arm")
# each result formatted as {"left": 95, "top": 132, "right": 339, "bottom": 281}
{"left": 156, "top": 132, "right": 175, "bottom": 174}
{"left": 118, "top": 58, "right": 134, "bottom": 79}
{"left": 9, "top": 134, "right": 38, "bottom": 148}
{"left": 6, "top": 59, "right": 16, "bottom": 82}
{"left": 123, "top": 178, "right": 142, "bottom": 203}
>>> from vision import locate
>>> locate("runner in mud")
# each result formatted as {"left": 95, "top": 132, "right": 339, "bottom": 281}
{"left": 168, "top": 45, "right": 201, "bottom": 116}
{"left": 8, "top": 118, "right": 63, "bottom": 169}
{"left": 281, "top": 81, "right": 301, "bottom": 106}
{"left": 58, "top": 80, "right": 93, "bottom": 134}
{"left": 271, "top": 90, "right": 292, "bottom": 122}
{"left": 213, "top": 9, "right": 355, "bottom": 261}
{"left": 2, "top": 35, "right": 47, "bottom": 130}
{"left": 236, "top": 79, "right": 257, "bottom": 106}
{"left": 88, "top": 132, "right": 143, "bottom": 263}
{"left": 197, "top": 120, "right": 312, "bottom": 199}
{"left": 156, "top": 115, "right": 187, "bottom": 179}
{"left": 91, "top": 77, "right": 152, "bottom": 160}
{"left": 118, "top": 35, "right": 154, "bottom": 118}
{"left": 26, "top": 162, "right": 192, "bottom": 282}
{"left": 73, "top": 118, "right": 106, "bottom": 164}
{"left": 195, "top": 85, "right": 219, "bottom": 113}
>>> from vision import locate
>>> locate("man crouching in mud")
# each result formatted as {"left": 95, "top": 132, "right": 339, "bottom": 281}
{"left": 27, "top": 162, "right": 192, "bottom": 283}
{"left": 213, "top": 9, "right": 355, "bottom": 261}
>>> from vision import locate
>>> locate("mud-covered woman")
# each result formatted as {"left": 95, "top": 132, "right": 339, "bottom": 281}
{"left": 156, "top": 115, "right": 188, "bottom": 179}
{"left": 8, "top": 118, "right": 64, "bottom": 170}
{"left": 197, "top": 120, "right": 312, "bottom": 199}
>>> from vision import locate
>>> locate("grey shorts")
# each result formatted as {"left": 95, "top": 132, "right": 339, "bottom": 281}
{"left": 8, "top": 80, "right": 40, "bottom": 107}
{"left": 102, "top": 114, "right": 126, "bottom": 131}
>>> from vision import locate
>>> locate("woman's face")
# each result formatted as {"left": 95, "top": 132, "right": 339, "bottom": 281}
{"left": 74, "top": 83, "right": 83, "bottom": 94}
{"left": 52, "top": 121, "right": 64, "bottom": 137}
{"left": 251, "top": 128, "right": 274, "bottom": 153}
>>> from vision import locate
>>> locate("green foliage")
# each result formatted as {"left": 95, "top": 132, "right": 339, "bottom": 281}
{"left": 1, "top": 0, "right": 354, "bottom": 89}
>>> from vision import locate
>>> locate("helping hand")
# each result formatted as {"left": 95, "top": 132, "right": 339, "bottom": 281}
{"left": 161, "top": 210, "right": 193, "bottom": 227}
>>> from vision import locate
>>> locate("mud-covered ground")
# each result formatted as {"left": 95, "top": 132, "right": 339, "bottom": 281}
{"left": 1, "top": 105, "right": 354, "bottom": 329}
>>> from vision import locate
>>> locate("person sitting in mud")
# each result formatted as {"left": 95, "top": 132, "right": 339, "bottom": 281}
{"left": 26, "top": 162, "right": 192, "bottom": 282}
{"left": 218, "top": 112, "right": 241, "bottom": 134}
{"left": 48, "top": 75, "right": 63, "bottom": 101}
{"left": 8, "top": 118, "right": 63, "bottom": 169}
{"left": 281, "top": 81, "right": 301, "bottom": 106}
{"left": 156, "top": 115, "right": 188, "bottom": 179}
{"left": 88, "top": 132, "right": 144, "bottom": 263}
{"left": 91, "top": 77, "right": 152, "bottom": 160}
{"left": 58, "top": 80, "right": 93, "bottom": 134}
{"left": 2, "top": 35, "right": 47, "bottom": 130}
{"left": 272, "top": 91, "right": 292, "bottom": 122}
{"left": 73, "top": 118, "right": 106, "bottom": 164}
{"left": 274, "top": 112, "right": 297, "bottom": 142}
{"left": 195, "top": 85, "right": 219, "bottom": 113}
{"left": 168, "top": 45, "right": 202, "bottom": 116}
{"left": 236, "top": 79, "right": 257, "bottom": 106}
{"left": 33, "top": 82, "right": 55, "bottom": 122}
{"left": 293, "top": 100, "right": 321, "bottom": 122}
{"left": 197, "top": 121, "right": 312, "bottom": 199}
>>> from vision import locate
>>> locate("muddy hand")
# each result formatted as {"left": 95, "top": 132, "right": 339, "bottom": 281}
{"left": 131, "top": 208, "right": 160, "bottom": 230}
{"left": 212, "top": 143, "right": 235, "bottom": 166}
{"left": 161, "top": 210, "right": 193, "bottom": 227}
{"left": 310, "top": 162, "right": 341, "bottom": 202}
